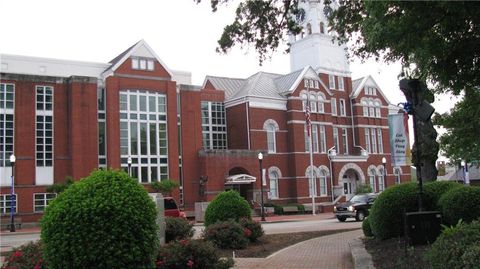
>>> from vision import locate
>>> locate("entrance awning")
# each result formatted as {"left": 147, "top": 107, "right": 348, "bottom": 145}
{"left": 225, "top": 174, "right": 256, "bottom": 185}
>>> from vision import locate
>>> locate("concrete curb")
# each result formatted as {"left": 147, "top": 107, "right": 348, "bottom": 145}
{"left": 350, "top": 237, "right": 375, "bottom": 269}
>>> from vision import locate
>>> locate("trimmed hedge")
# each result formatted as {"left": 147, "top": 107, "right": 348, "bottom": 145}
{"left": 425, "top": 220, "right": 480, "bottom": 269}
{"left": 204, "top": 190, "right": 251, "bottom": 227}
{"left": 423, "top": 181, "right": 462, "bottom": 211}
{"left": 438, "top": 185, "right": 480, "bottom": 225}
{"left": 369, "top": 182, "right": 419, "bottom": 240}
{"left": 203, "top": 219, "right": 249, "bottom": 249}
{"left": 41, "top": 169, "right": 159, "bottom": 269}
{"left": 362, "top": 217, "right": 373, "bottom": 237}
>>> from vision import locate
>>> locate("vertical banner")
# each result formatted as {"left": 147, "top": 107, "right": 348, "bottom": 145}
{"left": 388, "top": 114, "right": 412, "bottom": 166}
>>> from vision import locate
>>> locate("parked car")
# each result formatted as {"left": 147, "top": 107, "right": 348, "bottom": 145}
{"left": 163, "top": 197, "right": 186, "bottom": 218}
{"left": 333, "top": 193, "right": 377, "bottom": 222}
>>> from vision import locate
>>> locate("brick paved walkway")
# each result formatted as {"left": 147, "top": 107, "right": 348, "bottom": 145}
{"left": 234, "top": 229, "right": 362, "bottom": 269}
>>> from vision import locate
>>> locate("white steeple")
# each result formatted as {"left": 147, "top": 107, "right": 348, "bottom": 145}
{"left": 289, "top": 0, "right": 350, "bottom": 76}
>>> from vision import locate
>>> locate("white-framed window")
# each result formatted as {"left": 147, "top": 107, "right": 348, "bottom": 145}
{"left": 319, "top": 125, "right": 326, "bottom": 153}
{"left": 319, "top": 169, "right": 327, "bottom": 196}
{"left": 305, "top": 125, "right": 311, "bottom": 152}
{"left": 318, "top": 95, "right": 325, "bottom": 113}
{"left": 331, "top": 98, "right": 337, "bottom": 116}
{"left": 394, "top": 167, "right": 401, "bottom": 184}
{"left": 365, "top": 128, "right": 371, "bottom": 153}
{"left": 333, "top": 127, "right": 339, "bottom": 154}
{"left": 312, "top": 125, "right": 319, "bottom": 153}
{"left": 307, "top": 167, "right": 318, "bottom": 197}
{"left": 132, "top": 58, "right": 154, "bottom": 71}
{"left": 375, "top": 101, "right": 381, "bottom": 118}
{"left": 362, "top": 100, "right": 369, "bottom": 117}
{"left": 97, "top": 88, "right": 107, "bottom": 167}
{"left": 304, "top": 80, "right": 309, "bottom": 88}
{"left": 368, "top": 100, "right": 375, "bottom": 117}
{"left": 36, "top": 86, "right": 54, "bottom": 168}
{"left": 310, "top": 97, "right": 317, "bottom": 113}
{"left": 266, "top": 123, "right": 277, "bottom": 153}
{"left": 342, "top": 128, "right": 348, "bottom": 154}
{"left": 377, "top": 129, "right": 384, "bottom": 154}
{"left": 0, "top": 194, "right": 17, "bottom": 214}
{"left": 338, "top": 77, "right": 344, "bottom": 91}
{"left": 368, "top": 169, "right": 377, "bottom": 192}
{"left": 314, "top": 80, "right": 319, "bottom": 89}
{"left": 119, "top": 90, "right": 169, "bottom": 183}
{"left": 378, "top": 168, "right": 385, "bottom": 192}
{"left": 269, "top": 169, "right": 279, "bottom": 199}
{"left": 339, "top": 99, "right": 346, "bottom": 116}
{"left": 1, "top": 83, "right": 15, "bottom": 167}
{"left": 201, "top": 101, "right": 227, "bottom": 150}
{"left": 301, "top": 93, "right": 308, "bottom": 111}
{"left": 306, "top": 23, "right": 312, "bottom": 35}
{"left": 371, "top": 128, "right": 377, "bottom": 153}
{"left": 34, "top": 193, "right": 57, "bottom": 212}
{"left": 328, "top": 75, "right": 336, "bottom": 90}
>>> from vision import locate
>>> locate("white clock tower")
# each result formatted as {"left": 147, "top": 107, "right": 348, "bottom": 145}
{"left": 289, "top": 0, "right": 350, "bottom": 76}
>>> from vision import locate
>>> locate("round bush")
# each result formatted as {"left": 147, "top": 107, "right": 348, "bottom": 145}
{"left": 157, "top": 239, "right": 234, "bottom": 269}
{"left": 165, "top": 216, "right": 194, "bottom": 243}
{"left": 362, "top": 217, "right": 373, "bottom": 237}
{"left": 239, "top": 217, "right": 264, "bottom": 242}
{"left": 438, "top": 185, "right": 480, "bottom": 225}
{"left": 425, "top": 220, "right": 480, "bottom": 269}
{"left": 204, "top": 190, "right": 251, "bottom": 227}
{"left": 203, "top": 219, "right": 249, "bottom": 249}
{"left": 41, "top": 169, "right": 159, "bottom": 269}
{"left": 423, "top": 181, "right": 462, "bottom": 211}
{"left": 369, "top": 182, "right": 419, "bottom": 240}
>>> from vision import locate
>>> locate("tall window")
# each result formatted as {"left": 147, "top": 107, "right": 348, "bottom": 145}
{"left": 375, "top": 101, "right": 381, "bottom": 118}
{"left": 306, "top": 23, "right": 312, "bottom": 35}
{"left": 394, "top": 168, "right": 401, "bottom": 184}
{"left": 97, "top": 88, "right": 107, "bottom": 167}
{"left": 318, "top": 95, "right": 325, "bottom": 113}
{"left": 338, "top": 77, "right": 344, "bottom": 90}
{"left": 307, "top": 167, "right": 317, "bottom": 197}
{"left": 369, "top": 100, "right": 375, "bottom": 117}
{"left": 342, "top": 128, "right": 348, "bottom": 154}
{"left": 34, "top": 193, "right": 57, "bottom": 212}
{"left": 339, "top": 99, "right": 346, "bottom": 116}
{"left": 320, "top": 22, "right": 325, "bottom": 33}
{"left": 319, "top": 170, "right": 327, "bottom": 196}
{"left": 269, "top": 170, "right": 279, "bottom": 199}
{"left": 0, "top": 83, "right": 14, "bottom": 167}
{"left": 331, "top": 98, "right": 337, "bottom": 116}
{"left": 362, "top": 100, "right": 369, "bottom": 117}
{"left": 371, "top": 128, "right": 377, "bottom": 153}
{"left": 301, "top": 93, "right": 308, "bottom": 111}
{"left": 304, "top": 125, "right": 311, "bottom": 152}
{"left": 201, "top": 101, "right": 227, "bottom": 150}
{"left": 319, "top": 125, "right": 326, "bottom": 153}
{"left": 377, "top": 129, "right": 384, "bottom": 153}
{"left": 365, "top": 129, "right": 371, "bottom": 153}
{"left": 119, "top": 90, "right": 169, "bottom": 183}
{"left": 310, "top": 96, "right": 317, "bottom": 113}
{"left": 333, "top": 128, "right": 339, "bottom": 154}
{"left": 36, "top": 86, "right": 53, "bottom": 167}
{"left": 266, "top": 122, "right": 276, "bottom": 153}
{"left": 369, "top": 169, "right": 377, "bottom": 192}
{"left": 328, "top": 75, "right": 336, "bottom": 89}
{"left": 312, "top": 125, "right": 319, "bottom": 153}
{"left": 0, "top": 194, "right": 17, "bottom": 214}
{"left": 378, "top": 168, "right": 385, "bottom": 192}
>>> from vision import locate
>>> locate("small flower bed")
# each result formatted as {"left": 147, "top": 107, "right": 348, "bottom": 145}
{"left": 1, "top": 241, "right": 45, "bottom": 269}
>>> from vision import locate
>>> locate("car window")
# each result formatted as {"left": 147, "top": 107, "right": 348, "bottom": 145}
{"left": 164, "top": 199, "right": 178, "bottom": 210}
{"left": 349, "top": 195, "right": 367, "bottom": 203}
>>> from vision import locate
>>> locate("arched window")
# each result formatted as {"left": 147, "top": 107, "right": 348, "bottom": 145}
{"left": 269, "top": 169, "right": 279, "bottom": 199}
{"left": 306, "top": 166, "right": 318, "bottom": 197}
{"left": 301, "top": 93, "right": 308, "bottom": 111}
{"left": 318, "top": 95, "right": 325, "bottom": 113}
{"left": 394, "top": 167, "right": 402, "bottom": 184}
{"left": 368, "top": 100, "right": 375, "bottom": 117}
{"left": 264, "top": 120, "right": 279, "bottom": 153}
{"left": 362, "top": 99, "right": 369, "bottom": 117}
{"left": 378, "top": 168, "right": 385, "bottom": 191}
{"left": 368, "top": 168, "right": 377, "bottom": 192}
{"left": 320, "top": 22, "right": 325, "bottom": 34}
{"left": 306, "top": 23, "right": 312, "bottom": 35}
{"left": 310, "top": 94, "right": 317, "bottom": 112}
{"left": 374, "top": 100, "right": 381, "bottom": 118}
{"left": 319, "top": 169, "right": 327, "bottom": 196}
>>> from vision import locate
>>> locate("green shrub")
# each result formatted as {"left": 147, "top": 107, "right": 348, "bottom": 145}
{"left": 203, "top": 219, "right": 249, "bottom": 249}
{"left": 438, "top": 185, "right": 480, "bottom": 225}
{"left": 204, "top": 190, "right": 251, "bottom": 226}
{"left": 369, "top": 182, "right": 419, "bottom": 240}
{"left": 265, "top": 203, "right": 284, "bottom": 214}
{"left": 0, "top": 241, "right": 44, "bottom": 269}
{"left": 423, "top": 181, "right": 462, "bottom": 211}
{"left": 41, "top": 169, "right": 159, "bottom": 269}
{"left": 239, "top": 218, "right": 264, "bottom": 242}
{"left": 165, "top": 216, "right": 194, "bottom": 243}
{"left": 356, "top": 183, "right": 373, "bottom": 194}
{"left": 362, "top": 217, "right": 373, "bottom": 237}
{"left": 157, "top": 239, "right": 234, "bottom": 269}
{"left": 425, "top": 220, "right": 480, "bottom": 269}
{"left": 151, "top": 179, "right": 180, "bottom": 195}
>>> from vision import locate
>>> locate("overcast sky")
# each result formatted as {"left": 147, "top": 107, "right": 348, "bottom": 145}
{"left": 1, "top": 0, "right": 454, "bottom": 157}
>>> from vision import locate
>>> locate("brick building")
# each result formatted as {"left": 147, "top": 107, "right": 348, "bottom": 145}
{"left": 0, "top": 2, "right": 410, "bottom": 222}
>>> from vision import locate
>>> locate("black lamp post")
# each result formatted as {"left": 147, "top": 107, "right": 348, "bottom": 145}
{"left": 127, "top": 156, "right": 132, "bottom": 177}
{"left": 382, "top": 157, "right": 387, "bottom": 188}
{"left": 258, "top": 152, "right": 266, "bottom": 222}
{"left": 9, "top": 154, "right": 16, "bottom": 232}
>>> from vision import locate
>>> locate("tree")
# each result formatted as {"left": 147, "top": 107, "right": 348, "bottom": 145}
{"left": 433, "top": 89, "right": 480, "bottom": 163}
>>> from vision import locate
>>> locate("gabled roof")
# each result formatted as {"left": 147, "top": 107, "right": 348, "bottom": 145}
{"left": 351, "top": 75, "right": 391, "bottom": 104}
{"left": 102, "top": 39, "right": 173, "bottom": 78}
{"left": 203, "top": 76, "right": 246, "bottom": 99}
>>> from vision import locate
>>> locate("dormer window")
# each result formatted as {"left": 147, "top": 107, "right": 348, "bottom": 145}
{"left": 132, "top": 58, "right": 155, "bottom": 71}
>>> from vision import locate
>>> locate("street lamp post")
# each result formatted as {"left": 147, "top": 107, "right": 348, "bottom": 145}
{"left": 382, "top": 157, "right": 387, "bottom": 189}
{"left": 127, "top": 156, "right": 132, "bottom": 177}
{"left": 9, "top": 154, "right": 16, "bottom": 232}
{"left": 258, "top": 152, "right": 266, "bottom": 222}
